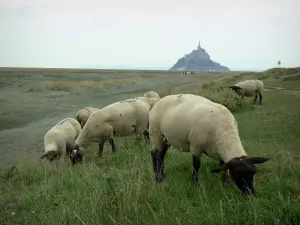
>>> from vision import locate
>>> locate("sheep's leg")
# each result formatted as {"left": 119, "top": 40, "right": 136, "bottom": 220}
{"left": 143, "top": 122, "right": 150, "bottom": 142}
{"left": 143, "top": 129, "right": 150, "bottom": 142}
{"left": 220, "top": 160, "right": 230, "bottom": 185}
{"left": 98, "top": 140, "right": 107, "bottom": 158}
{"left": 253, "top": 93, "right": 258, "bottom": 104}
{"left": 65, "top": 144, "right": 71, "bottom": 156}
{"left": 191, "top": 155, "right": 201, "bottom": 185}
{"left": 156, "top": 138, "right": 170, "bottom": 183}
{"left": 258, "top": 93, "right": 263, "bottom": 104}
{"left": 151, "top": 151, "right": 158, "bottom": 173}
{"left": 136, "top": 134, "right": 141, "bottom": 141}
{"left": 108, "top": 138, "right": 117, "bottom": 153}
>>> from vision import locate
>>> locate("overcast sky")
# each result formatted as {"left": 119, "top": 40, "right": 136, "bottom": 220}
{"left": 1, "top": 0, "right": 299, "bottom": 71}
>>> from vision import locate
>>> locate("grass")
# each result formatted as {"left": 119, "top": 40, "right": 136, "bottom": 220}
{"left": 1, "top": 67, "right": 300, "bottom": 224}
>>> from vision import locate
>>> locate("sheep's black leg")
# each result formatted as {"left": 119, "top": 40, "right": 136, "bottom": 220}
{"left": 143, "top": 129, "right": 150, "bottom": 142}
{"left": 151, "top": 151, "right": 157, "bottom": 173}
{"left": 156, "top": 138, "right": 169, "bottom": 183}
{"left": 109, "top": 138, "right": 117, "bottom": 153}
{"left": 65, "top": 144, "right": 71, "bottom": 156}
{"left": 98, "top": 141, "right": 106, "bottom": 158}
{"left": 253, "top": 93, "right": 258, "bottom": 103}
{"left": 143, "top": 122, "right": 150, "bottom": 142}
{"left": 191, "top": 155, "right": 201, "bottom": 185}
{"left": 220, "top": 160, "right": 230, "bottom": 185}
{"left": 258, "top": 93, "right": 263, "bottom": 104}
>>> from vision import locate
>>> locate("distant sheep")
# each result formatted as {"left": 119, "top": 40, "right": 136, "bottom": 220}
{"left": 69, "top": 99, "right": 150, "bottom": 165}
{"left": 133, "top": 96, "right": 160, "bottom": 110}
{"left": 149, "top": 94, "right": 270, "bottom": 196}
{"left": 229, "top": 79, "right": 264, "bottom": 104}
{"left": 144, "top": 91, "right": 160, "bottom": 99}
{"left": 131, "top": 96, "right": 160, "bottom": 142}
{"left": 40, "top": 118, "right": 81, "bottom": 161}
{"left": 75, "top": 107, "right": 100, "bottom": 128}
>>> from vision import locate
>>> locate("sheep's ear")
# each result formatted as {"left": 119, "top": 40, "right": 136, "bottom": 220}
{"left": 249, "top": 157, "right": 271, "bottom": 164}
{"left": 77, "top": 150, "right": 84, "bottom": 156}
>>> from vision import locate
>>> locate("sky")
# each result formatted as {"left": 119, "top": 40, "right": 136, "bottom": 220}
{"left": 0, "top": 0, "right": 299, "bottom": 71}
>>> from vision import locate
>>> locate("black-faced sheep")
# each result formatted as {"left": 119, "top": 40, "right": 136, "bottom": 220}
{"left": 69, "top": 99, "right": 151, "bottom": 165}
{"left": 148, "top": 93, "right": 270, "bottom": 196}
{"left": 75, "top": 107, "right": 100, "bottom": 128}
{"left": 144, "top": 91, "right": 160, "bottom": 99}
{"left": 229, "top": 79, "right": 264, "bottom": 104}
{"left": 40, "top": 118, "right": 81, "bottom": 161}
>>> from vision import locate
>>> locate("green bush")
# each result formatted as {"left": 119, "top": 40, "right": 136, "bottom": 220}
{"left": 201, "top": 81, "right": 215, "bottom": 89}
{"left": 198, "top": 87, "right": 243, "bottom": 112}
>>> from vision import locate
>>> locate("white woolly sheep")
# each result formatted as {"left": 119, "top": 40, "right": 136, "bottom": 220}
{"left": 132, "top": 96, "right": 160, "bottom": 110}
{"left": 144, "top": 91, "right": 160, "bottom": 99}
{"left": 40, "top": 118, "right": 81, "bottom": 161}
{"left": 131, "top": 96, "right": 160, "bottom": 141}
{"left": 228, "top": 79, "right": 264, "bottom": 104}
{"left": 69, "top": 99, "right": 151, "bottom": 165}
{"left": 149, "top": 93, "right": 270, "bottom": 196}
{"left": 75, "top": 107, "right": 100, "bottom": 128}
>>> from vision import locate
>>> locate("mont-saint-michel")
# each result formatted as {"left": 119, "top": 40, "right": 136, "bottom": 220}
{"left": 169, "top": 41, "right": 230, "bottom": 72}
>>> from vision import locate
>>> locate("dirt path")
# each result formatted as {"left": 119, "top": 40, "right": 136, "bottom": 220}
{"left": 264, "top": 86, "right": 300, "bottom": 97}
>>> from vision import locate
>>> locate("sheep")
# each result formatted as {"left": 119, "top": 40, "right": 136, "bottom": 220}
{"left": 228, "top": 79, "right": 264, "bottom": 104}
{"left": 149, "top": 93, "right": 270, "bottom": 196}
{"left": 132, "top": 96, "right": 160, "bottom": 110}
{"left": 144, "top": 91, "right": 160, "bottom": 99}
{"left": 75, "top": 107, "right": 100, "bottom": 128}
{"left": 40, "top": 118, "right": 81, "bottom": 161}
{"left": 69, "top": 99, "right": 151, "bottom": 165}
{"left": 130, "top": 96, "right": 160, "bottom": 142}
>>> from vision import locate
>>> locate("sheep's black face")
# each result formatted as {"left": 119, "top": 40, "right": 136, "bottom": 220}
{"left": 229, "top": 161, "right": 256, "bottom": 196}
{"left": 69, "top": 145, "right": 84, "bottom": 165}
{"left": 210, "top": 156, "right": 271, "bottom": 196}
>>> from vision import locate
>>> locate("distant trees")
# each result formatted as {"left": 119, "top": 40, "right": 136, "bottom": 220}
{"left": 277, "top": 61, "right": 281, "bottom": 67}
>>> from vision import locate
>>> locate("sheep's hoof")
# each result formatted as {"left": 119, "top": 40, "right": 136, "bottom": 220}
{"left": 191, "top": 181, "right": 198, "bottom": 186}
{"left": 155, "top": 176, "right": 164, "bottom": 184}
{"left": 191, "top": 178, "right": 199, "bottom": 186}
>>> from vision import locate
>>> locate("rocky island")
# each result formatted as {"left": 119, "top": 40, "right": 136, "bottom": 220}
{"left": 169, "top": 41, "right": 230, "bottom": 72}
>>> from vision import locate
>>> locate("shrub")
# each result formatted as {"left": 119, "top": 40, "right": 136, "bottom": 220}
{"left": 201, "top": 81, "right": 215, "bottom": 89}
{"left": 198, "top": 87, "right": 243, "bottom": 112}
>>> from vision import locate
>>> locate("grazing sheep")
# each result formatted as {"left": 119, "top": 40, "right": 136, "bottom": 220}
{"left": 131, "top": 96, "right": 160, "bottom": 142}
{"left": 144, "top": 91, "right": 160, "bottom": 99}
{"left": 228, "top": 79, "right": 264, "bottom": 104}
{"left": 40, "top": 118, "right": 81, "bottom": 161}
{"left": 132, "top": 96, "right": 160, "bottom": 110}
{"left": 69, "top": 99, "right": 151, "bottom": 165}
{"left": 75, "top": 107, "right": 100, "bottom": 128}
{"left": 149, "top": 94, "right": 270, "bottom": 196}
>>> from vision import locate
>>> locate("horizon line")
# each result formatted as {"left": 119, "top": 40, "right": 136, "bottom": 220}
{"left": 0, "top": 66, "right": 271, "bottom": 72}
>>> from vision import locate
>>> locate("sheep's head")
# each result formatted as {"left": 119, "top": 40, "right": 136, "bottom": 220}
{"left": 40, "top": 150, "right": 62, "bottom": 162}
{"left": 211, "top": 156, "right": 271, "bottom": 196}
{"left": 69, "top": 144, "right": 84, "bottom": 165}
{"left": 228, "top": 85, "right": 244, "bottom": 96}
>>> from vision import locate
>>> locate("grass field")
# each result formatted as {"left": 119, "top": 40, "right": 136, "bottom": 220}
{"left": 0, "top": 67, "right": 299, "bottom": 225}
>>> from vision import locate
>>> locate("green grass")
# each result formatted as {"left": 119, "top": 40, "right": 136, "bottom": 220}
{"left": 1, "top": 67, "right": 300, "bottom": 224}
